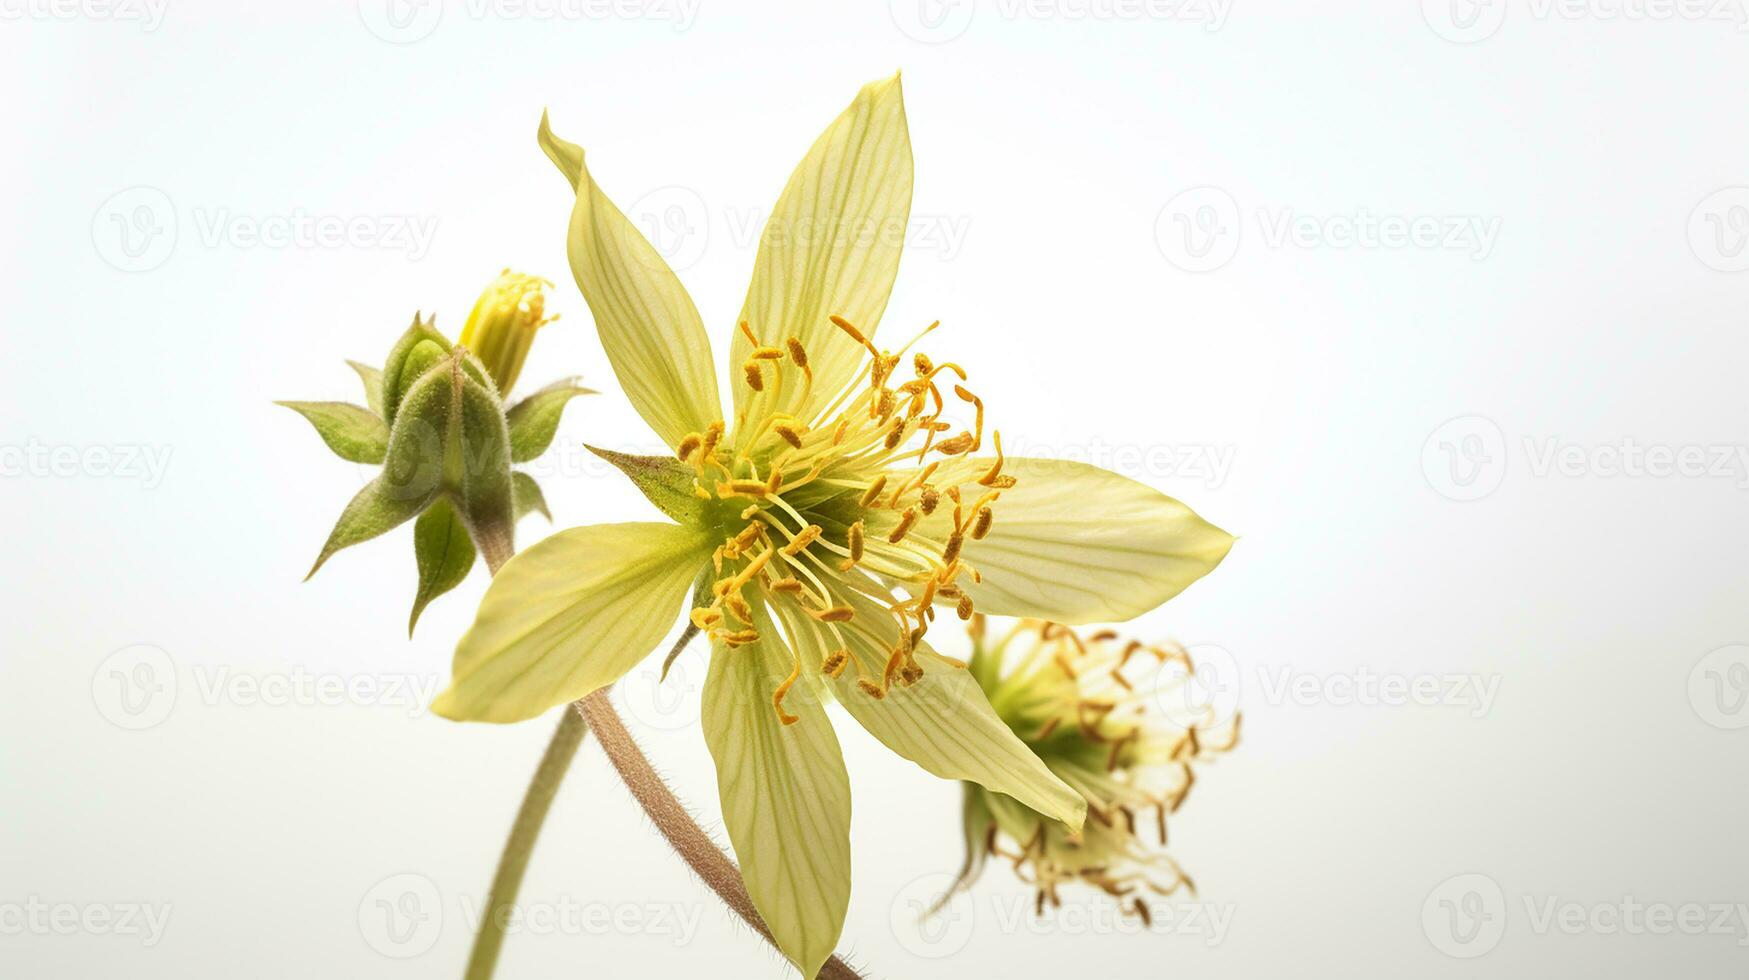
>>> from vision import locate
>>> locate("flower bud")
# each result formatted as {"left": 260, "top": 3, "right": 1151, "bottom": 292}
{"left": 459, "top": 269, "right": 555, "bottom": 394}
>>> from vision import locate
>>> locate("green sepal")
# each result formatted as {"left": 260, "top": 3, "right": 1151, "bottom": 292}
{"left": 409, "top": 498, "right": 477, "bottom": 636}
{"left": 306, "top": 473, "right": 439, "bottom": 580}
{"left": 512, "top": 471, "right": 550, "bottom": 522}
{"left": 505, "top": 379, "right": 596, "bottom": 462}
{"left": 277, "top": 401, "right": 389, "bottom": 464}
{"left": 451, "top": 358, "right": 517, "bottom": 566}
{"left": 346, "top": 360, "right": 385, "bottom": 417}
{"left": 380, "top": 314, "right": 451, "bottom": 426}
{"left": 587, "top": 445, "right": 708, "bottom": 526}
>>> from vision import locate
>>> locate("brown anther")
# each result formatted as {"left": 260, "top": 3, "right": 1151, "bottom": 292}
{"left": 676, "top": 433, "right": 702, "bottom": 462}
{"left": 876, "top": 389, "right": 896, "bottom": 420}
{"left": 773, "top": 423, "right": 805, "bottom": 449}
{"left": 856, "top": 678, "right": 886, "bottom": 700}
{"left": 785, "top": 337, "right": 808, "bottom": 368}
{"left": 733, "top": 523, "right": 763, "bottom": 551}
{"left": 899, "top": 663, "right": 924, "bottom": 687}
{"left": 858, "top": 476, "right": 888, "bottom": 509}
{"left": 883, "top": 422, "right": 905, "bottom": 450}
{"left": 971, "top": 507, "right": 994, "bottom": 540}
{"left": 742, "top": 360, "right": 764, "bottom": 392}
{"left": 919, "top": 485, "right": 940, "bottom": 514}
{"left": 956, "top": 594, "right": 974, "bottom": 620}
{"left": 847, "top": 521, "right": 864, "bottom": 562}
{"left": 810, "top": 606, "right": 856, "bottom": 623}
{"left": 914, "top": 352, "right": 933, "bottom": 376}
{"left": 701, "top": 421, "right": 725, "bottom": 457}
{"left": 934, "top": 432, "right": 974, "bottom": 455}
{"left": 822, "top": 649, "right": 849, "bottom": 678}
{"left": 770, "top": 577, "right": 804, "bottom": 594}
{"left": 718, "top": 628, "right": 760, "bottom": 647}
{"left": 942, "top": 532, "right": 964, "bottom": 565}
{"left": 723, "top": 595, "right": 752, "bottom": 625}
{"left": 751, "top": 346, "right": 785, "bottom": 360}
{"left": 767, "top": 467, "right": 784, "bottom": 494}
{"left": 887, "top": 507, "right": 918, "bottom": 543}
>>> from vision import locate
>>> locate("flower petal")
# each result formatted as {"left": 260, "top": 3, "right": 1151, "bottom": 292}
{"left": 731, "top": 74, "right": 913, "bottom": 428}
{"left": 774, "top": 584, "right": 1085, "bottom": 830}
{"left": 701, "top": 598, "right": 851, "bottom": 979}
{"left": 539, "top": 114, "right": 721, "bottom": 450}
{"left": 433, "top": 522, "right": 712, "bottom": 723}
{"left": 960, "top": 458, "right": 1234, "bottom": 623}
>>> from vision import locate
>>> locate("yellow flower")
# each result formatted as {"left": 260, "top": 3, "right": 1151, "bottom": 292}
{"left": 952, "top": 617, "right": 1240, "bottom": 920}
{"left": 433, "top": 74, "right": 1233, "bottom": 977}
{"left": 458, "top": 269, "right": 556, "bottom": 394}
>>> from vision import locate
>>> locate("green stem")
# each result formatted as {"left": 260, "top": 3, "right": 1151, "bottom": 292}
{"left": 462, "top": 708, "right": 588, "bottom": 980}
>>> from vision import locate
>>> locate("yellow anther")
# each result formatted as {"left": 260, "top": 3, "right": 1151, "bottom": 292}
{"left": 723, "top": 594, "right": 752, "bottom": 625}
{"left": 751, "top": 346, "right": 785, "bottom": 360}
{"left": 810, "top": 605, "right": 856, "bottom": 623}
{"left": 740, "top": 503, "right": 761, "bottom": 519}
{"left": 676, "top": 433, "right": 702, "bottom": 462}
{"left": 914, "top": 352, "right": 933, "bottom": 376}
{"left": 847, "top": 521, "right": 864, "bottom": 562}
{"left": 943, "top": 532, "right": 964, "bottom": 565}
{"left": 822, "top": 649, "right": 849, "bottom": 678}
{"left": 785, "top": 336, "right": 809, "bottom": 368}
{"left": 718, "top": 628, "right": 760, "bottom": 647}
{"left": 772, "top": 662, "right": 801, "bottom": 726}
{"left": 743, "top": 359, "right": 764, "bottom": 392}
{"left": 887, "top": 507, "right": 918, "bottom": 544}
{"left": 737, "top": 319, "right": 761, "bottom": 346}
{"left": 828, "top": 314, "right": 879, "bottom": 358}
{"left": 956, "top": 594, "right": 974, "bottom": 620}
{"left": 767, "top": 467, "right": 784, "bottom": 494}
{"left": 770, "top": 577, "right": 804, "bottom": 594}
{"left": 858, "top": 475, "right": 888, "bottom": 509}
{"left": 701, "top": 421, "right": 725, "bottom": 457}
{"left": 781, "top": 524, "right": 822, "bottom": 556}
{"left": 919, "top": 485, "right": 940, "bottom": 515}
{"left": 883, "top": 421, "right": 905, "bottom": 450}
{"left": 971, "top": 506, "right": 994, "bottom": 540}
{"left": 733, "top": 522, "right": 763, "bottom": 550}
{"left": 719, "top": 480, "right": 771, "bottom": 498}
{"left": 690, "top": 607, "right": 722, "bottom": 630}
{"left": 857, "top": 678, "right": 886, "bottom": 700}
{"left": 934, "top": 432, "right": 974, "bottom": 456}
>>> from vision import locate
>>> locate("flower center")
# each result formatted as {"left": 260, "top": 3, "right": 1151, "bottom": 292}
{"left": 672, "top": 316, "right": 1020, "bottom": 723}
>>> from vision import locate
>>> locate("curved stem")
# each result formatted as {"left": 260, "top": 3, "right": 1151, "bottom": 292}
{"left": 462, "top": 708, "right": 588, "bottom": 980}
{"left": 576, "top": 691, "right": 865, "bottom": 980}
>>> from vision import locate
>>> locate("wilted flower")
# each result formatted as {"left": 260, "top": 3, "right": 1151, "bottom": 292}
{"left": 280, "top": 271, "right": 591, "bottom": 631}
{"left": 433, "top": 76, "right": 1233, "bottom": 977}
{"left": 949, "top": 617, "right": 1240, "bottom": 921}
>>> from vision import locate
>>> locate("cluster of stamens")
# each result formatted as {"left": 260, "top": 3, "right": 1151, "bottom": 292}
{"left": 672, "top": 315, "right": 1017, "bottom": 725}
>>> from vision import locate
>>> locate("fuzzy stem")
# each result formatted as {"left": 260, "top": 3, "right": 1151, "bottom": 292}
{"left": 462, "top": 708, "right": 588, "bottom": 980}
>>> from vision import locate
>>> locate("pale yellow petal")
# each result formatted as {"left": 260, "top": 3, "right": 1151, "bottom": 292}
{"left": 960, "top": 458, "right": 1234, "bottom": 623}
{"left": 731, "top": 73, "right": 913, "bottom": 429}
{"left": 433, "top": 523, "right": 711, "bottom": 723}
{"left": 701, "top": 598, "right": 851, "bottom": 979}
{"left": 540, "top": 114, "right": 721, "bottom": 449}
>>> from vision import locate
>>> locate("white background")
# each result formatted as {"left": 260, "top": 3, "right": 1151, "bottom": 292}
{"left": 3, "top": 2, "right": 1747, "bottom": 977}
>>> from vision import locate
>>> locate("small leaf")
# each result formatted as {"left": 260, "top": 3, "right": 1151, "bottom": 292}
{"left": 409, "top": 499, "right": 477, "bottom": 635}
{"left": 506, "top": 379, "right": 595, "bottom": 462}
{"left": 512, "top": 471, "right": 550, "bottom": 522}
{"left": 587, "top": 445, "right": 708, "bottom": 526}
{"left": 277, "top": 401, "right": 389, "bottom": 463}
{"left": 380, "top": 314, "right": 451, "bottom": 426}
{"left": 347, "top": 360, "right": 385, "bottom": 417}
{"left": 306, "top": 474, "right": 438, "bottom": 579}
